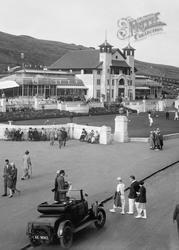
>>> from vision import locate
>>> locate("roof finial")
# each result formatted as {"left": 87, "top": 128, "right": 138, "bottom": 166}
{"left": 105, "top": 29, "right": 107, "bottom": 43}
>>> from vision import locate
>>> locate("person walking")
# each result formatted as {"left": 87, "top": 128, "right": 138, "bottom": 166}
{"left": 173, "top": 204, "right": 179, "bottom": 238}
{"left": 21, "top": 150, "right": 32, "bottom": 180}
{"left": 135, "top": 181, "right": 147, "bottom": 219}
{"left": 10, "top": 162, "right": 20, "bottom": 195}
{"left": 49, "top": 128, "right": 55, "bottom": 146}
{"left": 127, "top": 175, "right": 140, "bottom": 214}
{"left": 148, "top": 114, "right": 153, "bottom": 127}
{"left": 2, "top": 159, "right": 12, "bottom": 197}
{"left": 61, "top": 128, "right": 68, "bottom": 147}
{"left": 57, "top": 129, "right": 63, "bottom": 149}
{"left": 174, "top": 110, "right": 179, "bottom": 120}
{"left": 110, "top": 177, "right": 125, "bottom": 214}
{"left": 7, "top": 167, "right": 14, "bottom": 198}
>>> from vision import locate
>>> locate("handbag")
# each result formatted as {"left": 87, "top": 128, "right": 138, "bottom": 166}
{"left": 114, "top": 191, "right": 122, "bottom": 207}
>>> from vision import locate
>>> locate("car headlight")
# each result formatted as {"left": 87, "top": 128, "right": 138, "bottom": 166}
{"left": 26, "top": 223, "right": 32, "bottom": 235}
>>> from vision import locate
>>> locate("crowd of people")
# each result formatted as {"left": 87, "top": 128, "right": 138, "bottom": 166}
{"left": 49, "top": 127, "right": 68, "bottom": 148}
{"left": 4, "top": 127, "right": 69, "bottom": 143}
{"left": 79, "top": 128, "right": 100, "bottom": 144}
{"left": 149, "top": 128, "right": 164, "bottom": 150}
{"left": 110, "top": 175, "right": 147, "bottom": 219}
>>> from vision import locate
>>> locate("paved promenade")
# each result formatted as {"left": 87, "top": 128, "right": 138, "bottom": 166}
{"left": 0, "top": 138, "right": 178, "bottom": 250}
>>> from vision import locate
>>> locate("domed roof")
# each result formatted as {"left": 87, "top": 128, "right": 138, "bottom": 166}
{"left": 123, "top": 43, "right": 135, "bottom": 51}
{"left": 99, "top": 40, "right": 113, "bottom": 47}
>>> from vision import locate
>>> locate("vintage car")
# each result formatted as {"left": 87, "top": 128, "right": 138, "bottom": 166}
{"left": 26, "top": 189, "right": 106, "bottom": 248}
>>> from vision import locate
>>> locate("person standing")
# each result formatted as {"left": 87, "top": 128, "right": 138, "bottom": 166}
{"left": 57, "top": 129, "right": 63, "bottom": 149}
{"left": 56, "top": 170, "right": 68, "bottom": 201}
{"left": 52, "top": 170, "right": 69, "bottom": 202}
{"left": 165, "top": 111, "right": 169, "bottom": 120}
{"left": 52, "top": 170, "right": 60, "bottom": 202}
{"left": 2, "top": 159, "right": 12, "bottom": 197}
{"left": 62, "top": 128, "right": 68, "bottom": 147}
{"left": 149, "top": 131, "right": 155, "bottom": 150}
{"left": 158, "top": 131, "right": 164, "bottom": 150}
{"left": 110, "top": 177, "right": 125, "bottom": 214}
{"left": 173, "top": 204, "right": 179, "bottom": 238}
{"left": 21, "top": 150, "right": 32, "bottom": 180}
{"left": 10, "top": 162, "right": 20, "bottom": 194}
{"left": 135, "top": 181, "right": 147, "bottom": 219}
{"left": 127, "top": 175, "right": 140, "bottom": 214}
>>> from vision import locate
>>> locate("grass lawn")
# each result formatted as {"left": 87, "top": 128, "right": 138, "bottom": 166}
{"left": 12, "top": 111, "right": 179, "bottom": 137}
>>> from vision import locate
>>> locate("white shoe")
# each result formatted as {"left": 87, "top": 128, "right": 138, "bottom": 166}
{"left": 135, "top": 215, "right": 142, "bottom": 218}
{"left": 127, "top": 211, "right": 133, "bottom": 214}
{"left": 141, "top": 216, "right": 147, "bottom": 219}
{"left": 109, "top": 209, "right": 116, "bottom": 213}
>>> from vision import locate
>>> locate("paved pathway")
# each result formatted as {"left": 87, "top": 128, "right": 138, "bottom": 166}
{"left": 0, "top": 138, "right": 178, "bottom": 249}
{"left": 38, "top": 164, "right": 179, "bottom": 250}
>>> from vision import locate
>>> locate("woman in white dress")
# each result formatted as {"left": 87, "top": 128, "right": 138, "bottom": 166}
{"left": 110, "top": 177, "right": 125, "bottom": 214}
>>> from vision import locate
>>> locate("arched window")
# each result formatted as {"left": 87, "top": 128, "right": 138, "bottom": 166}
{"left": 119, "top": 79, "right": 125, "bottom": 85}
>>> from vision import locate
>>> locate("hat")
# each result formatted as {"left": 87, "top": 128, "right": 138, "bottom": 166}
{"left": 56, "top": 170, "right": 60, "bottom": 174}
{"left": 25, "top": 150, "right": 29, "bottom": 154}
{"left": 117, "top": 177, "right": 122, "bottom": 181}
{"left": 60, "top": 170, "right": 65, "bottom": 175}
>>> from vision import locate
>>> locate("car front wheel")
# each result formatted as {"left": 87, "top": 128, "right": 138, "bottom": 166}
{"left": 94, "top": 208, "right": 106, "bottom": 229}
{"left": 60, "top": 225, "right": 73, "bottom": 249}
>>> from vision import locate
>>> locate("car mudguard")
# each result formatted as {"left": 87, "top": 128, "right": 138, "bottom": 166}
{"left": 57, "top": 220, "right": 73, "bottom": 238}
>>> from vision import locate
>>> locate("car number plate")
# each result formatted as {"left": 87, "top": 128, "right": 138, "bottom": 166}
{"left": 34, "top": 235, "right": 48, "bottom": 240}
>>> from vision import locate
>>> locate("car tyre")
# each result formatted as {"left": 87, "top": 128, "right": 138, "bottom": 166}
{"left": 60, "top": 225, "right": 73, "bottom": 249}
{"left": 94, "top": 208, "right": 106, "bottom": 229}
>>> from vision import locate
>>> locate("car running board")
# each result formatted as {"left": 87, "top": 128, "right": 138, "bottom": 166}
{"left": 74, "top": 219, "right": 96, "bottom": 233}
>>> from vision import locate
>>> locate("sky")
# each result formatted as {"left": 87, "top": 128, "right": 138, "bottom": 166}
{"left": 0, "top": 0, "right": 179, "bottom": 67}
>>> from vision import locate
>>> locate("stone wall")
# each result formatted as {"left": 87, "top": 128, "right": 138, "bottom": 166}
{"left": 0, "top": 122, "right": 112, "bottom": 145}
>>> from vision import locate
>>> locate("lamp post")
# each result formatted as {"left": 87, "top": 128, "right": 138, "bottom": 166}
{"left": 20, "top": 52, "right": 25, "bottom": 71}
{"left": 20, "top": 53, "right": 25, "bottom": 98}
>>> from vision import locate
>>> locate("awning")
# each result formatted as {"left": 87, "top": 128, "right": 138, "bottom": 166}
{"left": 57, "top": 85, "right": 88, "bottom": 89}
{"left": 135, "top": 86, "right": 150, "bottom": 90}
{"left": 0, "top": 80, "right": 19, "bottom": 90}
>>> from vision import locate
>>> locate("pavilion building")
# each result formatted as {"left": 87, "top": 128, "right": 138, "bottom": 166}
{"left": 0, "top": 69, "right": 87, "bottom": 101}
{"left": 49, "top": 40, "right": 162, "bottom": 101}
{"left": 49, "top": 41, "right": 136, "bottom": 102}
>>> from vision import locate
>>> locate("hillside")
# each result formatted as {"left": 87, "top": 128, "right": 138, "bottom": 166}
{"left": 0, "top": 31, "right": 179, "bottom": 85}
{"left": 135, "top": 60, "right": 179, "bottom": 82}
{"left": 0, "top": 31, "right": 87, "bottom": 72}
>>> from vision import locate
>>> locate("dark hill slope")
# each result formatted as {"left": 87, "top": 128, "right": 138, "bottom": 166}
{"left": 0, "top": 31, "right": 86, "bottom": 71}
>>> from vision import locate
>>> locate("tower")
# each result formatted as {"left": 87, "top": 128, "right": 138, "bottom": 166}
{"left": 99, "top": 40, "right": 113, "bottom": 102}
{"left": 123, "top": 44, "right": 135, "bottom": 100}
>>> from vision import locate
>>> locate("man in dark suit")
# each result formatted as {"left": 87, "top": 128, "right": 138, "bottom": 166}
{"left": 173, "top": 204, "right": 179, "bottom": 237}
{"left": 52, "top": 170, "right": 69, "bottom": 202}
{"left": 127, "top": 175, "right": 140, "bottom": 214}
{"left": 2, "top": 159, "right": 12, "bottom": 196}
